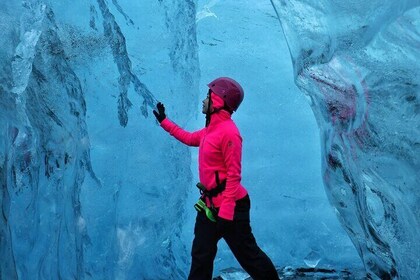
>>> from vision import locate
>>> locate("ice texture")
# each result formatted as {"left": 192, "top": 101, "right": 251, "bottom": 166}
{"left": 215, "top": 266, "right": 366, "bottom": 280}
{"left": 1, "top": 1, "right": 98, "bottom": 278}
{"left": 271, "top": 1, "right": 420, "bottom": 279}
{"left": 194, "top": 0, "right": 362, "bottom": 275}
{"left": 1, "top": 0, "right": 199, "bottom": 279}
{"left": 1, "top": 0, "right": 418, "bottom": 279}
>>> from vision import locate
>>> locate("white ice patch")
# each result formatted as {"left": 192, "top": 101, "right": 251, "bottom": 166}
{"left": 77, "top": 216, "right": 86, "bottom": 232}
{"left": 12, "top": 3, "right": 46, "bottom": 99}
{"left": 117, "top": 223, "right": 146, "bottom": 269}
{"left": 196, "top": 0, "right": 219, "bottom": 23}
{"left": 304, "top": 249, "right": 322, "bottom": 268}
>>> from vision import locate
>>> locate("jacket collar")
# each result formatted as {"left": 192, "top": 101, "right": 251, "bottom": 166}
{"left": 207, "top": 109, "right": 231, "bottom": 127}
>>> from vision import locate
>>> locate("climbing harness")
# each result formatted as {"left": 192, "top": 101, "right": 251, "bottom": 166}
{"left": 194, "top": 172, "right": 226, "bottom": 222}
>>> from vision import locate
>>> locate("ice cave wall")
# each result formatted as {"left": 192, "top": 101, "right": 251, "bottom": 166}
{"left": 1, "top": 0, "right": 199, "bottom": 279}
{"left": 2, "top": 0, "right": 418, "bottom": 279}
{"left": 271, "top": 1, "right": 420, "bottom": 279}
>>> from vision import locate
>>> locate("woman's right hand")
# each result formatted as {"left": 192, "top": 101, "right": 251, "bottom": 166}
{"left": 153, "top": 102, "right": 166, "bottom": 123}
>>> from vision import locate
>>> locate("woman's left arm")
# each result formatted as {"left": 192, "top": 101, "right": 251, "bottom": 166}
{"left": 218, "top": 129, "right": 243, "bottom": 221}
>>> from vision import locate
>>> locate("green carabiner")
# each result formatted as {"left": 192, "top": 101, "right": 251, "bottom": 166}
{"left": 194, "top": 199, "right": 216, "bottom": 222}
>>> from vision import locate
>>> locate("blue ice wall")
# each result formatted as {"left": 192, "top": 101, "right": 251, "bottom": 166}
{"left": 271, "top": 0, "right": 420, "bottom": 279}
{"left": 1, "top": 0, "right": 418, "bottom": 280}
{"left": 193, "top": 0, "right": 362, "bottom": 276}
{"left": 1, "top": 0, "right": 199, "bottom": 279}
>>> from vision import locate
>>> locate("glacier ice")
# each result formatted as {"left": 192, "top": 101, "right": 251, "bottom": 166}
{"left": 271, "top": 0, "right": 420, "bottom": 279}
{"left": 303, "top": 250, "right": 321, "bottom": 268}
{"left": 1, "top": 0, "right": 418, "bottom": 279}
{"left": 1, "top": 0, "right": 198, "bottom": 279}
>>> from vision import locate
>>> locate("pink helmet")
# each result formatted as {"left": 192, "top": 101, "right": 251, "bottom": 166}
{"left": 207, "top": 77, "right": 244, "bottom": 111}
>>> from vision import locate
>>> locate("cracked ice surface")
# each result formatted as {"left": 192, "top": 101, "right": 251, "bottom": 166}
{"left": 1, "top": 0, "right": 418, "bottom": 279}
{"left": 1, "top": 0, "right": 199, "bottom": 279}
{"left": 271, "top": 1, "right": 420, "bottom": 279}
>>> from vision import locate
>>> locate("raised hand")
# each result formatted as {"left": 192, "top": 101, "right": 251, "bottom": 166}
{"left": 153, "top": 102, "right": 166, "bottom": 123}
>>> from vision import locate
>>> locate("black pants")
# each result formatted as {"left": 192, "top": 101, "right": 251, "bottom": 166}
{"left": 188, "top": 195, "right": 279, "bottom": 280}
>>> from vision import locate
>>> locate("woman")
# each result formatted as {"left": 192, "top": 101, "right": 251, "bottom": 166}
{"left": 153, "top": 77, "right": 279, "bottom": 280}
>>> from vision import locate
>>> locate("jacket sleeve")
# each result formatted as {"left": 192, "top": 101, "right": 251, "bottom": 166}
{"left": 217, "top": 129, "right": 243, "bottom": 221}
{"left": 160, "top": 118, "right": 203, "bottom": 147}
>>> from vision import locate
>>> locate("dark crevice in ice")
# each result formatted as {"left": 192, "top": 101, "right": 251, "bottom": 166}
{"left": 96, "top": 0, "right": 156, "bottom": 127}
{"left": 160, "top": 0, "right": 200, "bottom": 86}
{"left": 111, "top": 0, "right": 134, "bottom": 26}
{"left": 89, "top": 5, "right": 98, "bottom": 31}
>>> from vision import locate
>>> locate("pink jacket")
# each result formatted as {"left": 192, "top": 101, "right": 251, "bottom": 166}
{"left": 160, "top": 110, "right": 248, "bottom": 220}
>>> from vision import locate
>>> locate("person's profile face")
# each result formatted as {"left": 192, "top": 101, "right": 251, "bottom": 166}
{"left": 202, "top": 91, "right": 213, "bottom": 114}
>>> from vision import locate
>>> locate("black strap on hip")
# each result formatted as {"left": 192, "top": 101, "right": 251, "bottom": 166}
{"left": 197, "top": 172, "right": 226, "bottom": 197}
{"left": 196, "top": 171, "right": 226, "bottom": 210}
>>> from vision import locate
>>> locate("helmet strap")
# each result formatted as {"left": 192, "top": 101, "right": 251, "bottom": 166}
{"left": 223, "top": 105, "right": 233, "bottom": 114}
{"left": 205, "top": 90, "right": 212, "bottom": 127}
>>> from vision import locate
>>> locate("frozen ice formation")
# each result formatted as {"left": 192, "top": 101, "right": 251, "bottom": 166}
{"left": 1, "top": 0, "right": 199, "bottom": 279}
{"left": 1, "top": 0, "right": 419, "bottom": 279}
{"left": 271, "top": 1, "right": 420, "bottom": 279}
